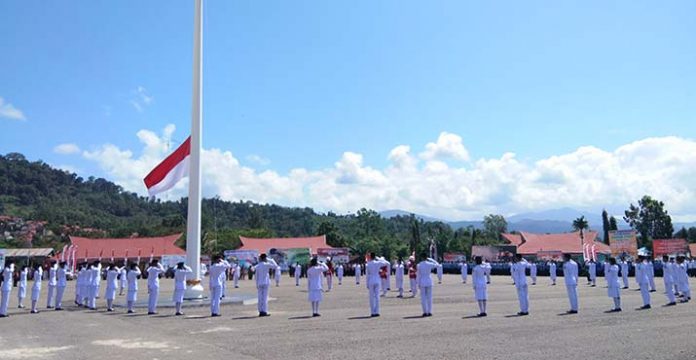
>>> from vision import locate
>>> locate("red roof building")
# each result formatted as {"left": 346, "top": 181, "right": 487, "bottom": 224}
{"left": 238, "top": 235, "right": 331, "bottom": 255}
{"left": 59, "top": 233, "right": 185, "bottom": 261}
{"left": 501, "top": 231, "right": 610, "bottom": 256}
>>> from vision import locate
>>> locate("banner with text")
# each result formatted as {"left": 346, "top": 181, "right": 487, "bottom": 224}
{"left": 536, "top": 250, "right": 564, "bottom": 262}
{"left": 224, "top": 250, "right": 259, "bottom": 268}
{"left": 317, "top": 248, "right": 350, "bottom": 264}
{"left": 609, "top": 230, "right": 638, "bottom": 258}
{"left": 160, "top": 255, "right": 187, "bottom": 269}
{"left": 268, "top": 248, "right": 311, "bottom": 270}
{"left": 443, "top": 252, "right": 467, "bottom": 263}
{"left": 653, "top": 238, "right": 689, "bottom": 257}
{"left": 472, "top": 245, "right": 517, "bottom": 262}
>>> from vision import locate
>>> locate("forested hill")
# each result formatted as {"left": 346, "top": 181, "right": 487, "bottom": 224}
{"left": 0, "top": 153, "right": 493, "bottom": 258}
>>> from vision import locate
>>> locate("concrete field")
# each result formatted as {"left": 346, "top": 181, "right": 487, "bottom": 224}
{"left": 1, "top": 274, "right": 695, "bottom": 360}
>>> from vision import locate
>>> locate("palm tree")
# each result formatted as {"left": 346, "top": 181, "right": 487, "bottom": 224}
{"left": 572, "top": 216, "right": 589, "bottom": 248}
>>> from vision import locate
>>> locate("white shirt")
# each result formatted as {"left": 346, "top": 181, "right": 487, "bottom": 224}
{"left": 127, "top": 267, "right": 141, "bottom": 291}
{"left": 337, "top": 265, "right": 344, "bottom": 277}
{"left": 57, "top": 267, "right": 71, "bottom": 287}
{"left": 472, "top": 263, "right": 490, "bottom": 287}
{"left": 294, "top": 264, "right": 301, "bottom": 278}
{"left": 1, "top": 265, "right": 14, "bottom": 291}
{"left": 511, "top": 260, "right": 530, "bottom": 286}
{"left": 89, "top": 264, "right": 102, "bottom": 286}
{"left": 563, "top": 260, "right": 578, "bottom": 286}
{"left": 174, "top": 265, "right": 193, "bottom": 290}
{"left": 663, "top": 262, "right": 675, "bottom": 283}
{"left": 32, "top": 268, "right": 43, "bottom": 291}
{"left": 146, "top": 264, "right": 165, "bottom": 288}
{"left": 366, "top": 258, "right": 390, "bottom": 286}
{"left": 105, "top": 268, "right": 120, "bottom": 289}
{"left": 393, "top": 263, "right": 405, "bottom": 283}
{"left": 47, "top": 264, "right": 58, "bottom": 286}
{"left": 119, "top": 268, "right": 128, "bottom": 284}
{"left": 307, "top": 263, "right": 329, "bottom": 291}
{"left": 530, "top": 263, "right": 537, "bottom": 275}
{"left": 460, "top": 263, "right": 468, "bottom": 274}
{"left": 19, "top": 268, "right": 28, "bottom": 287}
{"left": 208, "top": 261, "right": 231, "bottom": 289}
{"left": 606, "top": 264, "right": 620, "bottom": 288}
{"left": 588, "top": 262, "right": 596, "bottom": 275}
{"left": 253, "top": 259, "right": 278, "bottom": 287}
{"left": 354, "top": 264, "right": 362, "bottom": 276}
{"left": 417, "top": 259, "right": 439, "bottom": 287}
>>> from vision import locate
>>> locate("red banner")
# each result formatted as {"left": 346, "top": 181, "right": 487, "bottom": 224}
{"left": 653, "top": 238, "right": 688, "bottom": 257}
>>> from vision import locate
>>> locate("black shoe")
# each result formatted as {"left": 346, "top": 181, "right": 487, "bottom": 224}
{"left": 313, "top": 313, "right": 320, "bottom": 317}
{"left": 211, "top": 313, "right": 221, "bottom": 317}
{"left": 665, "top": 302, "right": 677, "bottom": 306}
{"left": 615, "top": 308, "right": 622, "bottom": 312}
{"left": 477, "top": 313, "right": 487, "bottom": 317}
{"left": 55, "top": 308, "right": 63, "bottom": 311}
{"left": 637, "top": 305, "right": 651, "bottom": 310}
{"left": 566, "top": 310, "right": 578, "bottom": 314}
{"left": 622, "top": 287, "right": 629, "bottom": 289}
{"left": 148, "top": 312, "right": 157, "bottom": 315}
{"left": 175, "top": 312, "right": 184, "bottom": 316}
{"left": 127, "top": 310, "right": 134, "bottom": 314}
{"left": 47, "top": 306, "right": 54, "bottom": 309}
{"left": 31, "top": 310, "right": 39, "bottom": 314}
{"left": 422, "top": 313, "right": 428, "bottom": 317}
{"left": 426, "top": 313, "right": 432, "bottom": 317}
{"left": 649, "top": 290, "right": 656, "bottom": 293}
{"left": 517, "top": 312, "right": 528, "bottom": 316}
{"left": 591, "top": 285, "right": 596, "bottom": 287}
{"left": 18, "top": 305, "right": 23, "bottom": 309}
{"left": 370, "top": 313, "right": 380, "bottom": 317}
{"left": 259, "top": 312, "right": 270, "bottom": 317}
{"left": 107, "top": 308, "right": 113, "bottom": 312}
{"left": 0, "top": 314, "right": 7, "bottom": 318}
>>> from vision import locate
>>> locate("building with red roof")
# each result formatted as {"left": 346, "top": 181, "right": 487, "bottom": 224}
{"left": 501, "top": 231, "right": 610, "bottom": 257}
{"left": 238, "top": 235, "right": 331, "bottom": 255}
{"left": 58, "top": 233, "right": 185, "bottom": 262}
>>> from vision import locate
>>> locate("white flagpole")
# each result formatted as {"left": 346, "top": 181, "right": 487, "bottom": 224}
{"left": 185, "top": 0, "right": 204, "bottom": 299}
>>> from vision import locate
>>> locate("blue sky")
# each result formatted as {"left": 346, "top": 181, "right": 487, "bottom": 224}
{"left": 2, "top": 1, "right": 696, "bottom": 221}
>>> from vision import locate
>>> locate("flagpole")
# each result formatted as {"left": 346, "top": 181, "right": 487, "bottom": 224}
{"left": 185, "top": 0, "right": 204, "bottom": 299}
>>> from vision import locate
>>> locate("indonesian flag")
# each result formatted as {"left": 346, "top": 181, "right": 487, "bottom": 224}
{"left": 143, "top": 136, "right": 191, "bottom": 196}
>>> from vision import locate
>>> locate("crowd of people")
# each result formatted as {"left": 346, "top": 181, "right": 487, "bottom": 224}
{"left": 0, "top": 252, "right": 693, "bottom": 319}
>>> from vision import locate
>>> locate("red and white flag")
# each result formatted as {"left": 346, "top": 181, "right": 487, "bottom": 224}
{"left": 143, "top": 136, "right": 191, "bottom": 196}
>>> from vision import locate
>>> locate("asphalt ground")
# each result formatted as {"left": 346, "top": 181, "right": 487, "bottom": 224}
{"left": 1, "top": 274, "right": 695, "bottom": 360}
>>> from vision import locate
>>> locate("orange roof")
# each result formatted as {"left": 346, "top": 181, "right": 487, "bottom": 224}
{"left": 502, "top": 231, "right": 610, "bottom": 255}
{"left": 63, "top": 233, "right": 185, "bottom": 260}
{"left": 689, "top": 244, "right": 696, "bottom": 256}
{"left": 239, "top": 235, "right": 330, "bottom": 254}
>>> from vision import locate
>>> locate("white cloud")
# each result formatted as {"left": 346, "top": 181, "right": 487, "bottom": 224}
{"left": 80, "top": 125, "right": 696, "bottom": 221}
{"left": 246, "top": 154, "right": 270, "bottom": 166}
{"left": 130, "top": 86, "right": 153, "bottom": 112}
{"left": 0, "top": 97, "right": 26, "bottom": 121}
{"left": 53, "top": 143, "right": 81, "bottom": 155}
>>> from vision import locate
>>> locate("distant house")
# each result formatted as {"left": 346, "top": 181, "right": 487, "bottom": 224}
{"left": 238, "top": 235, "right": 331, "bottom": 255}
{"left": 57, "top": 233, "right": 185, "bottom": 264}
{"left": 502, "top": 231, "right": 610, "bottom": 258}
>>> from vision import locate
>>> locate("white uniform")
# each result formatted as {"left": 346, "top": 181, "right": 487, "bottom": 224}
{"left": 88, "top": 263, "right": 102, "bottom": 309}
{"left": 55, "top": 266, "right": 71, "bottom": 309}
{"left": 17, "top": 268, "right": 28, "bottom": 307}
{"left": 385, "top": 263, "right": 391, "bottom": 290}
{"left": 436, "top": 263, "right": 443, "bottom": 284}
{"left": 146, "top": 264, "right": 165, "bottom": 313}
{"left": 253, "top": 259, "right": 278, "bottom": 314}
{"left": 530, "top": 263, "right": 537, "bottom": 285}
{"left": 563, "top": 260, "right": 579, "bottom": 312}
{"left": 0, "top": 265, "right": 14, "bottom": 316}
{"left": 119, "top": 267, "right": 127, "bottom": 294}
{"left": 460, "top": 262, "right": 468, "bottom": 284}
{"left": 511, "top": 260, "right": 530, "bottom": 313}
{"left": 588, "top": 262, "right": 596, "bottom": 286}
{"left": 274, "top": 265, "right": 281, "bottom": 287}
{"left": 337, "top": 264, "right": 344, "bottom": 285}
{"left": 606, "top": 264, "right": 621, "bottom": 310}
{"left": 549, "top": 262, "right": 557, "bottom": 285}
{"left": 46, "top": 264, "right": 58, "bottom": 308}
{"left": 126, "top": 267, "right": 141, "bottom": 312}
{"left": 173, "top": 265, "right": 193, "bottom": 304}
{"left": 31, "top": 268, "right": 43, "bottom": 313}
{"left": 307, "top": 262, "right": 329, "bottom": 315}
{"left": 208, "top": 261, "right": 231, "bottom": 316}
{"left": 663, "top": 261, "right": 677, "bottom": 304}
{"left": 620, "top": 261, "right": 630, "bottom": 288}
{"left": 393, "top": 262, "right": 405, "bottom": 297}
{"left": 417, "top": 258, "right": 439, "bottom": 315}
{"left": 473, "top": 263, "right": 490, "bottom": 301}
{"left": 294, "top": 264, "right": 301, "bottom": 286}
{"left": 647, "top": 261, "right": 656, "bottom": 291}
{"left": 366, "top": 258, "right": 390, "bottom": 316}
{"left": 233, "top": 264, "right": 241, "bottom": 288}
{"left": 354, "top": 264, "right": 362, "bottom": 285}
{"left": 635, "top": 261, "right": 651, "bottom": 307}
{"left": 104, "top": 268, "right": 120, "bottom": 302}
{"left": 676, "top": 262, "right": 691, "bottom": 301}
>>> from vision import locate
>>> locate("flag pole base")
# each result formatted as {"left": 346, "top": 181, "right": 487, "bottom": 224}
{"left": 184, "top": 281, "right": 205, "bottom": 300}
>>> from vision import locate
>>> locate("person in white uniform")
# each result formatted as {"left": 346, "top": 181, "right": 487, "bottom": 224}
{"left": 55, "top": 261, "right": 71, "bottom": 311}
{"left": 548, "top": 261, "right": 557, "bottom": 286}
{"left": 252, "top": 253, "right": 278, "bottom": 317}
{"left": 619, "top": 258, "right": 630, "bottom": 289}
{"left": 385, "top": 259, "right": 391, "bottom": 291}
{"left": 337, "top": 263, "right": 344, "bottom": 285}
{"left": 484, "top": 260, "right": 491, "bottom": 284}
{"left": 119, "top": 265, "right": 128, "bottom": 296}
{"left": 365, "top": 253, "right": 390, "bottom": 317}
{"left": 294, "top": 263, "right": 301, "bottom": 286}
{"left": 436, "top": 263, "right": 443, "bottom": 284}
{"left": 146, "top": 259, "right": 165, "bottom": 315}
{"left": 587, "top": 260, "right": 597, "bottom": 287}
{"left": 30, "top": 264, "right": 43, "bottom": 314}
{"left": 354, "top": 263, "right": 362, "bottom": 285}
{"left": 17, "top": 265, "right": 28, "bottom": 309}
{"left": 104, "top": 263, "right": 121, "bottom": 311}
{"left": 635, "top": 255, "right": 651, "bottom": 310}
{"left": 460, "top": 261, "right": 468, "bottom": 284}
{"left": 233, "top": 263, "right": 241, "bottom": 288}
{"left": 563, "top": 254, "right": 579, "bottom": 314}
{"left": 605, "top": 257, "right": 622, "bottom": 312}
{"left": 0, "top": 260, "right": 15, "bottom": 317}
{"left": 511, "top": 254, "right": 531, "bottom": 315}
{"left": 208, "top": 255, "right": 231, "bottom": 317}
{"left": 172, "top": 262, "right": 192, "bottom": 316}
{"left": 676, "top": 256, "right": 691, "bottom": 302}
{"left": 46, "top": 260, "right": 58, "bottom": 309}
{"left": 393, "top": 257, "right": 405, "bottom": 298}
{"left": 530, "top": 262, "right": 537, "bottom": 285}
{"left": 306, "top": 257, "right": 329, "bottom": 316}
{"left": 126, "top": 263, "right": 141, "bottom": 313}
{"left": 417, "top": 254, "right": 440, "bottom": 317}
{"left": 472, "top": 256, "right": 490, "bottom": 316}
{"left": 274, "top": 264, "right": 282, "bottom": 287}
{"left": 647, "top": 259, "right": 656, "bottom": 292}
{"left": 661, "top": 255, "right": 677, "bottom": 306}
{"left": 88, "top": 261, "right": 102, "bottom": 310}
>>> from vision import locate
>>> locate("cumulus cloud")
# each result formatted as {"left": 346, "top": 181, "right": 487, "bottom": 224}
{"left": 79, "top": 125, "right": 696, "bottom": 221}
{"left": 53, "top": 143, "right": 81, "bottom": 155}
{"left": 130, "top": 86, "right": 153, "bottom": 112}
{"left": 246, "top": 154, "right": 270, "bottom": 166}
{"left": 0, "top": 97, "right": 26, "bottom": 121}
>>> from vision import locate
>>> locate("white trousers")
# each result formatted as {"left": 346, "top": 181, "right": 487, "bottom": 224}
{"left": 368, "top": 283, "right": 380, "bottom": 315}
{"left": 55, "top": 286, "right": 66, "bottom": 309}
{"left": 420, "top": 285, "right": 433, "bottom": 314}
{"left": 648, "top": 276, "right": 656, "bottom": 291}
{"left": 257, "top": 285, "right": 269, "bottom": 313}
{"left": 148, "top": 286, "right": 159, "bottom": 313}
{"left": 234, "top": 275, "right": 239, "bottom": 287}
{"left": 210, "top": 286, "right": 222, "bottom": 314}
{"left": 46, "top": 284, "right": 56, "bottom": 307}
{"left": 410, "top": 278, "right": 417, "bottom": 296}
{"left": 88, "top": 285, "right": 98, "bottom": 308}
{"left": 516, "top": 284, "right": 529, "bottom": 312}
{"left": 338, "top": 274, "right": 343, "bottom": 285}
{"left": 639, "top": 283, "right": 651, "bottom": 306}
{"left": 295, "top": 274, "right": 300, "bottom": 286}
{"left": 665, "top": 281, "right": 676, "bottom": 303}
{"left": 566, "top": 284, "right": 578, "bottom": 311}
{"left": 461, "top": 272, "right": 467, "bottom": 283}
{"left": 622, "top": 273, "right": 629, "bottom": 287}
{"left": 355, "top": 273, "right": 361, "bottom": 284}
{"left": 0, "top": 290, "right": 10, "bottom": 315}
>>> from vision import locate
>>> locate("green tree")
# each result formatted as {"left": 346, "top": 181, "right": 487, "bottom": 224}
{"left": 572, "top": 216, "right": 589, "bottom": 245}
{"left": 601, "top": 209, "right": 611, "bottom": 244}
{"left": 624, "top": 195, "right": 674, "bottom": 248}
{"left": 675, "top": 227, "right": 688, "bottom": 239}
{"left": 609, "top": 216, "right": 618, "bottom": 231}
{"left": 316, "top": 221, "right": 345, "bottom": 248}
{"left": 483, "top": 214, "right": 507, "bottom": 242}
{"left": 687, "top": 227, "right": 696, "bottom": 244}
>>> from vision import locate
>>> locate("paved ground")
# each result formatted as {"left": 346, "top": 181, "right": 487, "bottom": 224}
{"left": 1, "top": 274, "right": 695, "bottom": 360}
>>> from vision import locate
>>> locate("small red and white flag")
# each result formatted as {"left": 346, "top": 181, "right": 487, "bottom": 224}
{"left": 143, "top": 136, "right": 191, "bottom": 196}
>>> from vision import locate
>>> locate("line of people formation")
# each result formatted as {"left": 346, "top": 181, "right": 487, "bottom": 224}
{"left": 0, "top": 253, "right": 692, "bottom": 319}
